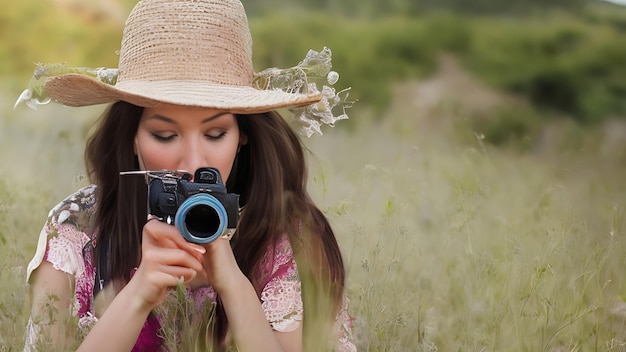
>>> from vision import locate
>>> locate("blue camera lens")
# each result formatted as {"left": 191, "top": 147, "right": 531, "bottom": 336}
{"left": 174, "top": 193, "right": 228, "bottom": 244}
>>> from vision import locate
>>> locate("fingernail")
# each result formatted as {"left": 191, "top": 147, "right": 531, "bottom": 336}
{"left": 192, "top": 246, "right": 206, "bottom": 254}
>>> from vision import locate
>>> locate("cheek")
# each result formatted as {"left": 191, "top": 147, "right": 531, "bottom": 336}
{"left": 135, "top": 134, "right": 177, "bottom": 170}
{"left": 215, "top": 137, "right": 241, "bottom": 182}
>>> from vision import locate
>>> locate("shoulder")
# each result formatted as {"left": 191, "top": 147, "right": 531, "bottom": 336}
{"left": 26, "top": 185, "right": 98, "bottom": 283}
{"left": 258, "top": 234, "right": 297, "bottom": 288}
{"left": 47, "top": 184, "right": 97, "bottom": 231}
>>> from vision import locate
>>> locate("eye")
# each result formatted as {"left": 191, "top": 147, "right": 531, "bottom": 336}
{"left": 151, "top": 133, "right": 176, "bottom": 142}
{"left": 206, "top": 131, "right": 226, "bottom": 140}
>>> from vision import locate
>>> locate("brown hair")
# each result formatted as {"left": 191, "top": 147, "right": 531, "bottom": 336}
{"left": 85, "top": 101, "right": 346, "bottom": 348}
{"left": 85, "top": 101, "right": 145, "bottom": 287}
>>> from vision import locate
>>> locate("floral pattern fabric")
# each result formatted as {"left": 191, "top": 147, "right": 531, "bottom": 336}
{"left": 24, "top": 185, "right": 356, "bottom": 351}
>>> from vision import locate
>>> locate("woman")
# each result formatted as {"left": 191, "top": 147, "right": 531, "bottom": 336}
{"left": 19, "top": 0, "right": 355, "bottom": 351}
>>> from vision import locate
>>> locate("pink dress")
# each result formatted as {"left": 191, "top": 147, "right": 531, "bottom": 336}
{"left": 24, "top": 185, "right": 356, "bottom": 351}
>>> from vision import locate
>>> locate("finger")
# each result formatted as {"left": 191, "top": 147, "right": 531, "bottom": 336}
{"left": 142, "top": 247, "right": 204, "bottom": 273}
{"left": 139, "top": 271, "right": 191, "bottom": 304}
{"left": 201, "top": 235, "right": 233, "bottom": 257}
{"left": 155, "top": 225, "right": 207, "bottom": 255}
{"left": 143, "top": 220, "right": 180, "bottom": 247}
{"left": 155, "top": 265, "right": 198, "bottom": 285}
{"left": 143, "top": 219, "right": 207, "bottom": 257}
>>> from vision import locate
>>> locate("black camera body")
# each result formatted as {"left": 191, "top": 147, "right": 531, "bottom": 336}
{"left": 147, "top": 167, "right": 239, "bottom": 244}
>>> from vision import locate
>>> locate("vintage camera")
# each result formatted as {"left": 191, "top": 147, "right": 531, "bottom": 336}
{"left": 143, "top": 167, "right": 239, "bottom": 244}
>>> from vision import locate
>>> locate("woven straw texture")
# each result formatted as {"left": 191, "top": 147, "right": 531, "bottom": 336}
{"left": 44, "top": 0, "right": 322, "bottom": 112}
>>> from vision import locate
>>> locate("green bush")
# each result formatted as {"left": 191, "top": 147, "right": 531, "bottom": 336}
{"left": 463, "top": 15, "right": 626, "bottom": 124}
{"left": 470, "top": 106, "right": 543, "bottom": 149}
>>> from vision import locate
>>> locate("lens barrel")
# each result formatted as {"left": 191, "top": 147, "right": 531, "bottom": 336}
{"left": 174, "top": 193, "right": 228, "bottom": 244}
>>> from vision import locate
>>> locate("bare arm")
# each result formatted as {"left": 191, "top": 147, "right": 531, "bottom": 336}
{"left": 75, "top": 220, "right": 206, "bottom": 351}
{"left": 220, "top": 272, "right": 302, "bottom": 352}
{"left": 27, "top": 251, "right": 149, "bottom": 352}
{"left": 28, "top": 261, "right": 74, "bottom": 350}
{"left": 28, "top": 219, "right": 206, "bottom": 352}
{"left": 202, "top": 239, "right": 303, "bottom": 352}
{"left": 74, "top": 281, "right": 151, "bottom": 352}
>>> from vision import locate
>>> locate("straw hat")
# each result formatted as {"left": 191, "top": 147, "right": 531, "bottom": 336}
{"left": 43, "top": 0, "right": 322, "bottom": 113}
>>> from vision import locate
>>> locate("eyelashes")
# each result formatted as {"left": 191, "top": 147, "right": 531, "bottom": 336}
{"left": 208, "top": 131, "right": 227, "bottom": 140}
{"left": 151, "top": 133, "right": 175, "bottom": 142}
{"left": 150, "top": 132, "right": 227, "bottom": 142}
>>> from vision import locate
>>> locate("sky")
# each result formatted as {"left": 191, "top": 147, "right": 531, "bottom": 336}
{"left": 600, "top": 0, "right": 626, "bottom": 5}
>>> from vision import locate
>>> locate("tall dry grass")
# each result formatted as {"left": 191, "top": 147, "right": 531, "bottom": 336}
{"left": 1, "top": 86, "right": 626, "bottom": 351}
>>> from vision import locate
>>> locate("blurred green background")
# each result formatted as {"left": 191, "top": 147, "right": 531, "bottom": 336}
{"left": 2, "top": 0, "right": 626, "bottom": 126}
{"left": 2, "top": 0, "right": 626, "bottom": 350}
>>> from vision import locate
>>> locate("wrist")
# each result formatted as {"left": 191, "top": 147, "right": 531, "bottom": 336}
{"left": 213, "top": 269, "right": 251, "bottom": 296}
{"left": 120, "top": 278, "right": 159, "bottom": 315}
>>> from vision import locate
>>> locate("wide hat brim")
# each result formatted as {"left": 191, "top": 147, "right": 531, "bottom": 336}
{"left": 45, "top": 74, "right": 322, "bottom": 113}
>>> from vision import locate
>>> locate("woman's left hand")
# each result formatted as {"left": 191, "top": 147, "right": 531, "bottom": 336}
{"left": 196, "top": 237, "right": 246, "bottom": 293}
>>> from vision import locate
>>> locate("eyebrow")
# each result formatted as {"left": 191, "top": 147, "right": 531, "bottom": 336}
{"left": 148, "top": 111, "right": 231, "bottom": 124}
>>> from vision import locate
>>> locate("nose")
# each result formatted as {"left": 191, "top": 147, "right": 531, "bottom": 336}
{"left": 178, "top": 137, "right": 206, "bottom": 175}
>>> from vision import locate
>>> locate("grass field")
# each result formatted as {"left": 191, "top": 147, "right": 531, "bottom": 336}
{"left": 1, "top": 74, "right": 626, "bottom": 351}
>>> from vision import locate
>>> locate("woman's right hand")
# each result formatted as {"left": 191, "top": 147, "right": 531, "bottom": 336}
{"left": 126, "top": 217, "right": 207, "bottom": 312}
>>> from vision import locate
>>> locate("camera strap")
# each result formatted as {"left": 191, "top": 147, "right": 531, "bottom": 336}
{"left": 92, "top": 238, "right": 110, "bottom": 297}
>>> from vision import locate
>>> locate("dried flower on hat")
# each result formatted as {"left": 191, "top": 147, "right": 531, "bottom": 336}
{"left": 253, "top": 47, "right": 355, "bottom": 137}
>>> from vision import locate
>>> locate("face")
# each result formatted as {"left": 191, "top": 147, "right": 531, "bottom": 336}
{"left": 134, "top": 105, "right": 246, "bottom": 182}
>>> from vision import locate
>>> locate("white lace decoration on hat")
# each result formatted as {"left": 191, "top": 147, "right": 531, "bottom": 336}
{"left": 14, "top": 64, "right": 118, "bottom": 110}
{"left": 253, "top": 47, "right": 355, "bottom": 137}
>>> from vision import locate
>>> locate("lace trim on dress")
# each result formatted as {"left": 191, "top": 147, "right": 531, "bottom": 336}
{"left": 46, "top": 222, "right": 90, "bottom": 278}
{"left": 261, "top": 277, "right": 303, "bottom": 332}
{"left": 335, "top": 296, "right": 357, "bottom": 352}
{"left": 258, "top": 235, "right": 304, "bottom": 332}
{"left": 23, "top": 318, "right": 39, "bottom": 352}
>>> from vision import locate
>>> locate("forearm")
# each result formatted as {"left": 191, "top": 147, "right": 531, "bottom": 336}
{"left": 28, "top": 263, "right": 75, "bottom": 350}
{"left": 77, "top": 281, "right": 151, "bottom": 352}
{"left": 219, "top": 273, "right": 285, "bottom": 352}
